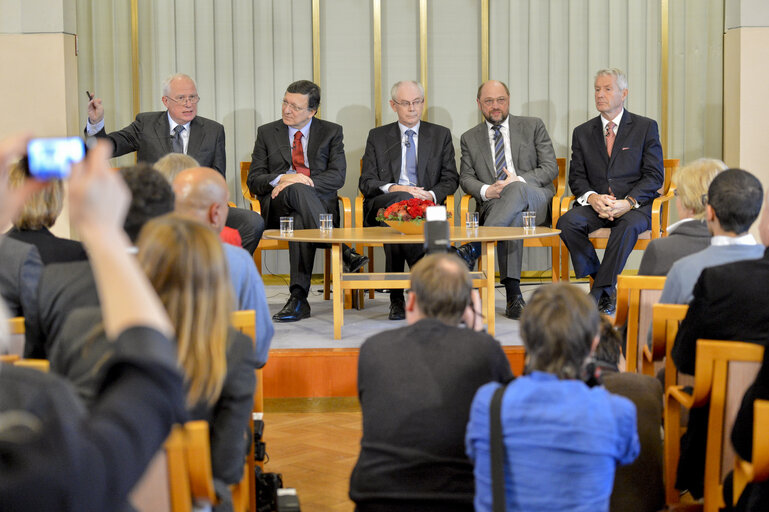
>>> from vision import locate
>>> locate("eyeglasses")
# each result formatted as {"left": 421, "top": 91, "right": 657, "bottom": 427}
{"left": 701, "top": 193, "right": 708, "bottom": 206}
{"left": 481, "top": 97, "right": 508, "bottom": 107}
{"left": 282, "top": 100, "right": 311, "bottom": 112}
{"left": 165, "top": 95, "right": 200, "bottom": 105}
{"left": 392, "top": 98, "right": 424, "bottom": 108}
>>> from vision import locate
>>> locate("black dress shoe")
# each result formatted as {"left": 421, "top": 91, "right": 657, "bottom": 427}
{"left": 343, "top": 249, "right": 369, "bottom": 273}
{"left": 388, "top": 297, "right": 406, "bottom": 320}
{"left": 273, "top": 295, "right": 311, "bottom": 322}
{"left": 505, "top": 294, "right": 526, "bottom": 320}
{"left": 454, "top": 243, "right": 480, "bottom": 271}
{"left": 597, "top": 293, "right": 617, "bottom": 315}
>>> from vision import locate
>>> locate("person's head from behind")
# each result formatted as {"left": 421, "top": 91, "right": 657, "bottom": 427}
{"left": 154, "top": 153, "right": 199, "bottom": 184}
{"left": 8, "top": 162, "right": 63, "bottom": 230}
{"left": 120, "top": 163, "right": 175, "bottom": 242}
{"left": 673, "top": 158, "right": 727, "bottom": 220}
{"left": 172, "top": 167, "right": 229, "bottom": 233}
{"left": 593, "top": 314, "right": 624, "bottom": 371}
{"left": 521, "top": 284, "right": 600, "bottom": 379}
{"left": 407, "top": 253, "right": 472, "bottom": 325}
{"left": 136, "top": 214, "right": 232, "bottom": 407}
{"left": 706, "top": 168, "right": 763, "bottom": 236}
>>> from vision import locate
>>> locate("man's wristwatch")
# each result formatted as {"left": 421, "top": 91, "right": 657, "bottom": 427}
{"left": 625, "top": 196, "right": 639, "bottom": 209}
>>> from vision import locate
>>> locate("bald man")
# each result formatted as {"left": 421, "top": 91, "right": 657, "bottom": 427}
{"left": 173, "top": 167, "right": 273, "bottom": 366}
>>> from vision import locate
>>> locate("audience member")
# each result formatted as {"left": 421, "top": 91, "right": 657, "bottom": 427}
{"left": 637, "top": 158, "right": 726, "bottom": 275}
{"left": 173, "top": 166, "right": 273, "bottom": 364}
{"left": 593, "top": 316, "right": 664, "bottom": 512}
{"left": 6, "top": 162, "right": 87, "bottom": 264}
{"left": 0, "top": 237, "right": 41, "bottom": 322}
{"left": 247, "top": 80, "right": 367, "bottom": 322}
{"left": 660, "top": 168, "right": 764, "bottom": 308}
{"left": 456, "top": 80, "right": 558, "bottom": 319}
{"left": 557, "top": 68, "right": 664, "bottom": 315}
{"left": 349, "top": 253, "right": 512, "bottom": 512}
{"left": 466, "top": 283, "right": 639, "bottom": 512}
{"left": 359, "top": 80, "right": 458, "bottom": 320}
{"left": 86, "top": 73, "right": 264, "bottom": 254}
{"left": 50, "top": 215, "right": 256, "bottom": 511}
{"left": 26, "top": 164, "right": 174, "bottom": 359}
{"left": 0, "top": 136, "right": 185, "bottom": 511}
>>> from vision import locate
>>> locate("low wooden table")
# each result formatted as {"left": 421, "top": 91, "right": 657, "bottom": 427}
{"left": 263, "top": 226, "right": 561, "bottom": 339}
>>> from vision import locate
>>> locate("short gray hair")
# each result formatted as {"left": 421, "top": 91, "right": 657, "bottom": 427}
{"left": 390, "top": 81, "right": 425, "bottom": 102}
{"left": 595, "top": 68, "right": 628, "bottom": 91}
{"left": 162, "top": 73, "right": 196, "bottom": 97}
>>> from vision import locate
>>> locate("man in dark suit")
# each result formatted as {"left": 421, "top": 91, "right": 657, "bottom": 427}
{"left": 457, "top": 80, "right": 558, "bottom": 319}
{"left": 557, "top": 68, "right": 664, "bottom": 314}
{"left": 247, "top": 80, "right": 367, "bottom": 322}
{"left": 359, "top": 80, "right": 458, "bottom": 320}
{"left": 86, "top": 73, "right": 263, "bottom": 254}
{"left": 0, "top": 237, "right": 42, "bottom": 342}
{"left": 350, "top": 253, "right": 512, "bottom": 511}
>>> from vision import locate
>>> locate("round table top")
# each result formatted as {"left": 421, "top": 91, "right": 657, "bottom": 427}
{"left": 263, "top": 225, "right": 560, "bottom": 244}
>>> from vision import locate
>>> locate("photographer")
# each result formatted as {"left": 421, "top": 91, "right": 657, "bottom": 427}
{"left": 349, "top": 253, "right": 512, "bottom": 511}
{"left": 0, "top": 136, "right": 186, "bottom": 511}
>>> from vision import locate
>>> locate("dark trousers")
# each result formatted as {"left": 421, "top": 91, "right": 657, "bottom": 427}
{"left": 557, "top": 204, "right": 650, "bottom": 291}
{"left": 226, "top": 206, "right": 265, "bottom": 255}
{"left": 267, "top": 183, "right": 332, "bottom": 294}
{"left": 364, "top": 192, "right": 424, "bottom": 299}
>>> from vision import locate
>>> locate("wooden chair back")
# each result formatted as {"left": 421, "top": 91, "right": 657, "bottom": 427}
{"left": 613, "top": 275, "right": 666, "bottom": 373}
{"left": 645, "top": 303, "right": 689, "bottom": 389}
{"left": 13, "top": 358, "right": 50, "bottom": 372}
{"left": 733, "top": 399, "right": 769, "bottom": 505}
{"left": 6, "top": 316, "right": 25, "bottom": 357}
{"left": 663, "top": 340, "right": 763, "bottom": 510}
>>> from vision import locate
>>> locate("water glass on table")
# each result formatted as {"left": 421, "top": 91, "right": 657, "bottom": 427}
{"left": 280, "top": 216, "right": 294, "bottom": 235}
{"left": 523, "top": 211, "right": 536, "bottom": 231}
{"left": 466, "top": 211, "right": 479, "bottom": 229}
{"left": 319, "top": 213, "right": 334, "bottom": 232}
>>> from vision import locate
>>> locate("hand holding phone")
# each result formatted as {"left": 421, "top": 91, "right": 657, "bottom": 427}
{"left": 26, "top": 137, "right": 86, "bottom": 180}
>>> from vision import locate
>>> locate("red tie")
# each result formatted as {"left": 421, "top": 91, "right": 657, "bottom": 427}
{"left": 605, "top": 121, "right": 616, "bottom": 157}
{"left": 292, "top": 131, "right": 310, "bottom": 177}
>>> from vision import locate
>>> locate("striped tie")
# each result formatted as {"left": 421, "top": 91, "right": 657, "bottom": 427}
{"left": 492, "top": 125, "right": 506, "bottom": 180}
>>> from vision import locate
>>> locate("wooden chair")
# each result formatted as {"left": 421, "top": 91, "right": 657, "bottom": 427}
{"left": 560, "top": 158, "right": 680, "bottom": 281}
{"left": 230, "top": 309, "right": 265, "bottom": 512}
{"left": 645, "top": 303, "right": 689, "bottom": 390}
{"left": 6, "top": 316, "right": 25, "bottom": 357}
{"left": 612, "top": 275, "right": 666, "bottom": 373}
{"left": 663, "top": 340, "right": 764, "bottom": 510}
{"left": 458, "top": 157, "right": 567, "bottom": 281}
{"left": 13, "top": 358, "right": 50, "bottom": 372}
{"left": 733, "top": 399, "right": 769, "bottom": 506}
{"left": 239, "top": 162, "right": 352, "bottom": 305}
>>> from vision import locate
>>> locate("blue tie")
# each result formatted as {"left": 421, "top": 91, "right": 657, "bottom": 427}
{"left": 492, "top": 125, "right": 506, "bottom": 180}
{"left": 405, "top": 129, "right": 417, "bottom": 185}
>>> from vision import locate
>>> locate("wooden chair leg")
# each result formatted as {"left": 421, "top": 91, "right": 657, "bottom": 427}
{"left": 323, "top": 249, "right": 331, "bottom": 300}
{"left": 367, "top": 247, "right": 375, "bottom": 299}
{"left": 253, "top": 248, "right": 263, "bottom": 276}
{"left": 550, "top": 244, "right": 560, "bottom": 282}
{"left": 560, "top": 241, "right": 570, "bottom": 282}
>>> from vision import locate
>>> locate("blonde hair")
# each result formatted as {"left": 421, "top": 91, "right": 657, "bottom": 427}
{"left": 673, "top": 158, "right": 727, "bottom": 219}
{"left": 154, "top": 153, "right": 199, "bottom": 184}
{"left": 9, "top": 162, "right": 63, "bottom": 229}
{"left": 137, "top": 214, "right": 233, "bottom": 407}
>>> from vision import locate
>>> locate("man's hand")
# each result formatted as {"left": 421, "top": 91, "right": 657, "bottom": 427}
{"left": 390, "top": 184, "right": 433, "bottom": 201}
{"left": 587, "top": 193, "right": 616, "bottom": 219}
{"left": 606, "top": 197, "right": 632, "bottom": 220}
{"left": 484, "top": 168, "right": 521, "bottom": 199}
{"left": 271, "top": 173, "right": 314, "bottom": 199}
{"left": 461, "top": 289, "right": 484, "bottom": 331}
{"left": 87, "top": 96, "right": 104, "bottom": 124}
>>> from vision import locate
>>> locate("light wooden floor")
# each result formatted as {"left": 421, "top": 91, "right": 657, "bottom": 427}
{"left": 263, "top": 410, "right": 362, "bottom": 512}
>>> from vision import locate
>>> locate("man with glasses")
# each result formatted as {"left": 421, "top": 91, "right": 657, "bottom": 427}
{"left": 359, "top": 80, "right": 459, "bottom": 320}
{"left": 457, "top": 80, "right": 558, "bottom": 320}
{"left": 247, "top": 80, "right": 368, "bottom": 322}
{"left": 86, "top": 73, "right": 265, "bottom": 254}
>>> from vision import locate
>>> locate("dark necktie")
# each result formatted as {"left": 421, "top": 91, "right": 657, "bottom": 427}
{"left": 172, "top": 125, "right": 185, "bottom": 154}
{"left": 492, "top": 125, "right": 506, "bottom": 180}
{"left": 292, "top": 131, "right": 310, "bottom": 176}
{"left": 405, "top": 129, "right": 417, "bottom": 185}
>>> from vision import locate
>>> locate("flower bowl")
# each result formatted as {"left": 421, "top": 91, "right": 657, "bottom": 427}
{"left": 384, "top": 219, "right": 425, "bottom": 235}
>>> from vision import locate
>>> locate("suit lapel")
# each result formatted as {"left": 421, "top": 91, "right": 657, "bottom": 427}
{"left": 591, "top": 116, "right": 609, "bottom": 167}
{"left": 609, "top": 110, "right": 632, "bottom": 168}
{"left": 155, "top": 113, "right": 173, "bottom": 155}
{"left": 306, "top": 119, "right": 322, "bottom": 172}
{"left": 475, "top": 123, "right": 496, "bottom": 182}
{"left": 275, "top": 122, "right": 292, "bottom": 167}
{"left": 386, "top": 123, "right": 402, "bottom": 183}
{"left": 507, "top": 115, "right": 522, "bottom": 173}
{"left": 416, "top": 122, "right": 430, "bottom": 186}
{"left": 187, "top": 117, "right": 204, "bottom": 158}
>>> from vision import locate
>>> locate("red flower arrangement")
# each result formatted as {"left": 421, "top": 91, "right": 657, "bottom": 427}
{"left": 376, "top": 198, "right": 450, "bottom": 223}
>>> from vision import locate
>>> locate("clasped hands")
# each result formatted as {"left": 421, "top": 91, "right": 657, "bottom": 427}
{"left": 389, "top": 184, "right": 433, "bottom": 201}
{"left": 588, "top": 193, "right": 631, "bottom": 221}
{"left": 271, "top": 172, "right": 314, "bottom": 199}
{"left": 485, "top": 168, "right": 524, "bottom": 200}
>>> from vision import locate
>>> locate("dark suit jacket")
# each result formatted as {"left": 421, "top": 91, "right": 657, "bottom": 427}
{"left": 569, "top": 110, "right": 663, "bottom": 211}
{"left": 359, "top": 121, "right": 458, "bottom": 208}
{"left": 90, "top": 111, "right": 226, "bottom": 175}
{"left": 602, "top": 371, "right": 665, "bottom": 512}
{"left": 459, "top": 115, "right": 557, "bottom": 201}
{"left": 247, "top": 118, "right": 346, "bottom": 221}
{"left": 0, "top": 237, "right": 42, "bottom": 319}
{"left": 637, "top": 220, "right": 710, "bottom": 276}
{"left": 7, "top": 227, "right": 87, "bottom": 265}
